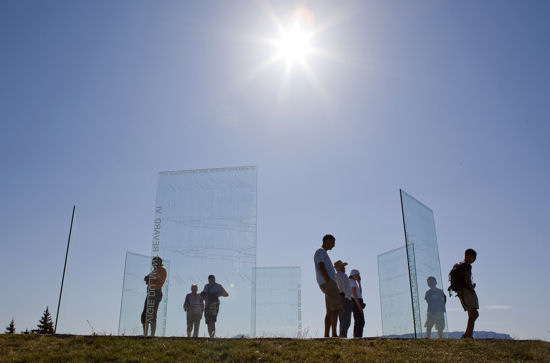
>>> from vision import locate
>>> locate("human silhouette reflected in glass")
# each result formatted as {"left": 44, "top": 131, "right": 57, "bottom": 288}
{"left": 424, "top": 276, "right": 446, "bottom": 338}
{"left": 200, "top": 275, "right": 229, "bottom": 337}
{"left": 141, "top": 256, "right": 167, "bottom": 336}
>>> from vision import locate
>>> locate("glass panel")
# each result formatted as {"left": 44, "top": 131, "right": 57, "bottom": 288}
{"left": 400, "top": 190, "right": 448, "bottom": 338}
{"left": 255, "top": 267, "right": 301, "bottom": 337}
{"left": 377, "top": 246, "right": 414, "bottom": 336}
{"left": 152, "top": 167, "right": 257, "bottom": 337}
{"left": 118, "top": 252, "right": 171, "bottom": 336}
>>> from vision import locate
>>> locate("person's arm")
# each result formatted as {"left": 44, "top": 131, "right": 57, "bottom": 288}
{"left": 318, "top": 262, "right": 330, "bottom": 282}
{"left": 351, "top": 285, "right": 363, "bottom": 312}
{"left": 183, "top": 295, "right": 190, "bottom": 311}
{"left": 220, "top": 287, "right": 229, "bottom": 297}
{"left": 144, "top": 274, "right": 149, "bottom": 284}
{"left": 464, "top": 266, "right": 474, "bottom": 290}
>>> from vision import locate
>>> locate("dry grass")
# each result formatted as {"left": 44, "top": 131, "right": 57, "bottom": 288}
{"left": 1, "top": 334, "right": 549, "bottom": 362}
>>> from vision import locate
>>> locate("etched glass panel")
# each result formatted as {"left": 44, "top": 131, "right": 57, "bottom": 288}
{"left": 377, "top": 246, "right": 414, "bottom": 337}
{"left": 152, "top": 167, "right": 257, "bottom": 337}
{"left": 255, "top": 267, "right": 301, "bottom": 337}
{"left": 400, "top": 190, "right": 448, "bottom": 338}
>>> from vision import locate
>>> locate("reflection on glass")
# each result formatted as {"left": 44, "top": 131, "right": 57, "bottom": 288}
{"left": 118, "top": 252, "right": 170, "bottom": 336}
{"left": 255, "top": 267, "right": 301, "bottom": 337}
{"left": 400, "top": 189, "right": 448, "bottom": 338}
{"left": 377, "top": 246, "right": 414, "bottom": 336}
{"left": 424, "top": 276, "right": 446, "bottom": 338}
{"left": 152, "top": 167, "right": 257, "bottom": 337}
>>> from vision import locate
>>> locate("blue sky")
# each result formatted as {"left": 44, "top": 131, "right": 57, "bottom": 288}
{"left": 1, "top": 0, "right": 549, "bottom": 339}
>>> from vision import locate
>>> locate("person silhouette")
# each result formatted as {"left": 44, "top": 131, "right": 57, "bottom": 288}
{"left": 184, "top": 284, "right": 204, "bottom": 337}
{"left": 140, "top": 256, "right": 167, "bottom": 337}
{"left": 200, "top": 275, "right": 228, "bottom": 337}
{"left": 349, "top": 269, "right": 365, "bottom": 338}
{"left": 313, "top": 234, "right": 342, "bottom": 337}
{"left": 424, "top": 276, "right": 446, "bottom": 338}
{"left": 457, "top": 249, "right": 479, "bottom": 339}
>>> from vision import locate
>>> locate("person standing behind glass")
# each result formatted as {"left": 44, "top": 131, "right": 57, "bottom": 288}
{"left": 349, "top": 269, "right": 365, "bottom": 338}
{"left": 184, "top": 284, "right": 204, "bottom": 337}
{"left": 201, "top": 274, "right": 229, "bottom": 338}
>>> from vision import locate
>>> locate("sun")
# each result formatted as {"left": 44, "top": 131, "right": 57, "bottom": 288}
{"left": 243, "top": 5, "right": 343, "bottom": 100}
{"left": 276, "top": 23, "right": 312, "bottom": 64}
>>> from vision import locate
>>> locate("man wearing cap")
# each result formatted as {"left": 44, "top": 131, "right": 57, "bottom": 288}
{"left": 184, "top": 284, "right": 204, "bottom": 337}
{"left": 200, "top": 274, "right": 229, "bottom": 337}
{"left": 313, "top": 234, "right": 342, "bottom": 337}
{"left": 349, "top": 269, "right": 365, "bottom": 338}
{"left": 334, "top": 260, "right": 353, "bottom": 337}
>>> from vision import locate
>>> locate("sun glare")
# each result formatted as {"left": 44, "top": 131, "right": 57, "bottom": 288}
{"left": 276, "top": 25, "right": 311, "bottom": 64}
{"left": 244, "top": 5, "right": 343, "bottom": 100}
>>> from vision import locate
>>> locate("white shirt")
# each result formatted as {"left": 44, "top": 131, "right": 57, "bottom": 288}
{"left": 349, "top": 278, "right": 362, "bottom": 299}
{"left": 336, "top": 271, "right": 352, "bottom": 299}
{"left": 314, "top": 248, "right": 336, "bottom": 285}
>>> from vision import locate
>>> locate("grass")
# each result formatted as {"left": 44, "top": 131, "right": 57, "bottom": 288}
{"left": 1, "top": 334, "right": 549, "bottom": 362}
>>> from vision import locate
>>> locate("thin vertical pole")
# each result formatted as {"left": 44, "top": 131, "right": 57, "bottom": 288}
{"left": 55, "top": 205, "right": 76, "bottom": 333}
{"left": 401, "top": 190, "right": 418, "bottom": 339}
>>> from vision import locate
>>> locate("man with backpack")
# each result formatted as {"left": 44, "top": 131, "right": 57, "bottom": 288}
{"left": 449, "top": 249, "right": 479, "bottom": 339}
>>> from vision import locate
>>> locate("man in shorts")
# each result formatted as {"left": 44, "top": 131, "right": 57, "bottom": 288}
{"left": 314, "top": 234, "right": 342, "bottom": 337}
{"left": 201, "top": 274, "right": 229, "bottom": 337}
{"left": 424, "top": 276, "right": 446, "bottom": 338}
{"left": 457, "top": 249, "right": 479, "bottom": 339}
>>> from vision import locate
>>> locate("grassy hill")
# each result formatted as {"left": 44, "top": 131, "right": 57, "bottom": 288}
{"left": 1, "top": 334, "right": 549, "bottom": 362}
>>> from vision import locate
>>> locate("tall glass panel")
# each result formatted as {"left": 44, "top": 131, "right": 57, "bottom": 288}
{"left": 254, "top": 267, "right": 301, "bottom": 337}
{"left": 152, "top": 167, "right": 257, "bottom": 337}
{"left": 400, "top": 190, "right": 448, "bottom": 338}
{"left": 377, "top": 247, "right": 414, "bottom": 336}
{"left": 118, "top": 252, "right": 171, "bottom": 336}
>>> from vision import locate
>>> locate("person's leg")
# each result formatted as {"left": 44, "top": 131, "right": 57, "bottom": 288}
{"left": 338, "top": 296, "right": 345, "bottom": 337}
{"left": 464, "top": 309, "right": 479, "bottom": 338}
{"left": 187, "top": 313, "right": 193, "bottom": 337}
{"left": 437, "top": 328, "right": 443, "bottom": 339}
{"left": 426, "top": 320, "right": 432, "bottom": 339}
{"left": 193, "top": 315, "right": 201, "bottom": 337}
{"left": 352, "top": 303, "right": 360, "bottom": 338}
{"left": 324, "top": 312, "right": 330, "bottom": 337}
{"left": 208, "top": 322, "right": 215, "bottom": 337}
{"left": 356, "top": 309, "right": 365, "bottom": 338}
{"left": 330, "top": 310, "right": 339, "bottom": 337}
{"left": 339, "top": 299, "right": 351, "bottom": 337}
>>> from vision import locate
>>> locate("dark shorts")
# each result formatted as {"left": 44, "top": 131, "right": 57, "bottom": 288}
{"left": 425, "top": 311, "right": 445, "bottom": 330}
{"left": 458, "top": 288, "right": 479, "bottom": 311}
{"left": 319, "top": 279, "right": 342, "bottom": 312}
{"left": 141, "top": 289, "right": 163, "bottom": 325}
{"left": 204, "top": 301, "right": 220, "bottom": 324}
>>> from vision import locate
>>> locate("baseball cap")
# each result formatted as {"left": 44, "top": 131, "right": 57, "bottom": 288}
{"left": 350, "top": 269, "right": 360, "bottom": 276}
{"left": 334, "top": 260, "right": 348, "bottom": 268}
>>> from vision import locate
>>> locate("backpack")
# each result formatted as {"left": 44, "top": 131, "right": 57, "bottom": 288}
{"left": 448, "top": 262, "right": 466, "bottom": 297}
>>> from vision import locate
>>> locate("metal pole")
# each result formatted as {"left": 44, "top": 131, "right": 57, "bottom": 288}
{"left": 55, "top": 205, "right": 76, "bottom": 333}
{"left": 400, "top": 190, "right": 418, "bottom": 339}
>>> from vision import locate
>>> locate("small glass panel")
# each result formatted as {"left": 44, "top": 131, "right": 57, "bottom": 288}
{"left": 118, "top": 252, "right": 170, "bottom": 336}
{"left": 254, "top": 267, "right": 301, "bottom": 337}
{"left": 377, "top": 246, "right": 414, "bottom": 336}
